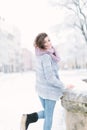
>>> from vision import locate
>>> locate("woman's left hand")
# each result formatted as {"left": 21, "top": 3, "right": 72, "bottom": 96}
{"left": 67, "top": 84, "right": 75, "bottom": 89}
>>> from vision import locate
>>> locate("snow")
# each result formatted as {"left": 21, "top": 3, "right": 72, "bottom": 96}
{"left": 0, "top": 70, "right": 87, "bottom": 130}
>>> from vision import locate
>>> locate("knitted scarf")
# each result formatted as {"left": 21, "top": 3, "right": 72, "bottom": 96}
{"left": 35, "top": 46, "right": 60, "bottom": 62}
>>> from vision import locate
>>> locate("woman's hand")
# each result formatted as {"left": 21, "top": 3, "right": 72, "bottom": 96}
{"left": 66, "top": 84, "right": 75, "bottom": 89}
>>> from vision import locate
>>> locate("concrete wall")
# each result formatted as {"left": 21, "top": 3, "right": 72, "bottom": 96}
{"left": 61, "top": 80, "right": 87, "bottom": 130}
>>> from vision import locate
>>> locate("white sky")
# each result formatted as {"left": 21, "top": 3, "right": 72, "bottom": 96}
{"left": 0, "top": 0, "right": 65, "bottom": 51}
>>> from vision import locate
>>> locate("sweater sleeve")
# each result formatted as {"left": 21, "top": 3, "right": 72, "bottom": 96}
{"left": 42, "top": 54, "right": 64, "bottom": 89}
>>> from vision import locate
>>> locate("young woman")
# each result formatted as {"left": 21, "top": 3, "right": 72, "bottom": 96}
{"left": 20, "top": 32, "right": 68, "bottom": 130}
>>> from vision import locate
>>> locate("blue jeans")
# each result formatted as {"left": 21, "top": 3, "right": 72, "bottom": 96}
{"left": 37, "top": 96, "right": 56, "bottom": 130}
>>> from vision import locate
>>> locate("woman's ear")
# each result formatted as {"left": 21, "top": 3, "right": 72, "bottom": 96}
{"left": 34, "top": 43, "right": 37, "bottom": 48}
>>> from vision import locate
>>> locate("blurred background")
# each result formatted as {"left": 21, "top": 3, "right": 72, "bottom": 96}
{"left": 0, "top": 0, "right": 87, "bottom": 72}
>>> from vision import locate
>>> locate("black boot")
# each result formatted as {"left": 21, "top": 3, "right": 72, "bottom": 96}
{"left": 20, "top": 112, "right": 38, "bottom": 130}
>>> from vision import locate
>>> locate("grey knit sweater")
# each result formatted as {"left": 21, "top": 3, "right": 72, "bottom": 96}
{"left": 35, "top": 54, "right": 65, "bottom": 101}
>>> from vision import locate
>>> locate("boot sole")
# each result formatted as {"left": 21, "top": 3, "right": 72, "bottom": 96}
{"left": 20, "top": 114, "right": 27, "bottom": 130}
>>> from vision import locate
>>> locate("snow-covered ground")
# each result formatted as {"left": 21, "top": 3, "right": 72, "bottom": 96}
{"left": 0, "top": 69, "right": 87, "bottom": 130}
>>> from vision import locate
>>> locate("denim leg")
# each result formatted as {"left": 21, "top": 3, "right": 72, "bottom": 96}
{"left": 38, "top": 97, "right": 56, "bottom": 130}
{"left": 37, "top": 97, "right": 45, "bottom": 119}
{"left": 44, "top": 99, "right": 56, "bottom": 130}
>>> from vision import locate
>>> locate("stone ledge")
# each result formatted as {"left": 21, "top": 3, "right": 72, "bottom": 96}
{"left": 60, "top": 73, "right": 87, "bottom": 130}
{"left": 61, "top": 80, "right": 87, "bottom": 113}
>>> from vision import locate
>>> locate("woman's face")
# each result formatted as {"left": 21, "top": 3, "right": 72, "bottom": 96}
{"left": 43, "top": 36, "right": 52, "bottom": 49}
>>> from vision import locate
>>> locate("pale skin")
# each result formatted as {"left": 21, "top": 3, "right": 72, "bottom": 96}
{"left": 43, "top": 36, "right": 52, "bottom": 50}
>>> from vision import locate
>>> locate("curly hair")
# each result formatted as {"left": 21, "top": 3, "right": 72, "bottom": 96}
{"left": 34, "top": 32, "right": 48, "bottom": 49}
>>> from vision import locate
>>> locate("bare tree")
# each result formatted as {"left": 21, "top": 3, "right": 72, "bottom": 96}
{"left": 49, "top": 0, "right": 87, "bottom": 44}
